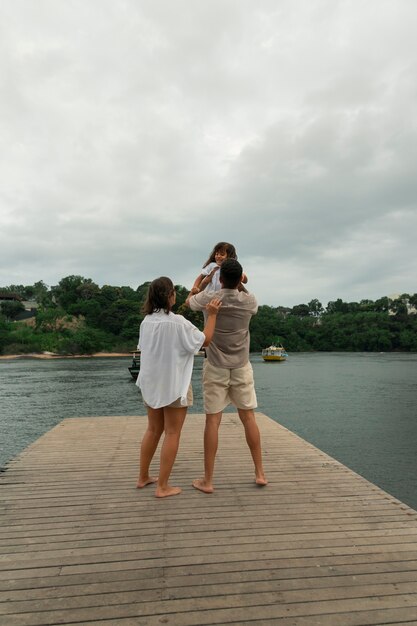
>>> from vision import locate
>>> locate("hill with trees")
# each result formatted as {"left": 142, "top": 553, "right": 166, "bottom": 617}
{"left": 1, "top": 276, "right": 416, "bottom": 355}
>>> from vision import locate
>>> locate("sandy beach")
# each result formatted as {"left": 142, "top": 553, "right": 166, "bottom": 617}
{"left": 0, "top": 352, "right": 131, "bottom": 360}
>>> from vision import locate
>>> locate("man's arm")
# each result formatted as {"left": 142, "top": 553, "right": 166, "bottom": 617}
{"left": 186, "top": 291, "right": 210, "bottom": 310}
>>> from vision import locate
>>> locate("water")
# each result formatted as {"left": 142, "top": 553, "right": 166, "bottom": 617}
{"left": 1, "top": 353, "right": 416, "bottom": 510}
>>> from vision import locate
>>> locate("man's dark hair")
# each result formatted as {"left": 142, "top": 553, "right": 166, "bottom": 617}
{"left": 219, "top": 258, "right": 243, "bottom": 289}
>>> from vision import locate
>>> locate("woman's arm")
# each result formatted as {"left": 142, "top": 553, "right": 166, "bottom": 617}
{"left": 202, "top": 298, "right": 222, "bottom": 346}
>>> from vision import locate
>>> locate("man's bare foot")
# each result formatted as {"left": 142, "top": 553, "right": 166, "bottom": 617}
{"left": 192, "top": 478, "right": 214, "bottom": 494}
{"left": 155, "top": 485, "right": 181, "bottom": 498}
{"left": 136, "top": 476, "right": 158, "bottom": 489}
{"left": 255, "top": 475, "right": 268, "bottom": 486}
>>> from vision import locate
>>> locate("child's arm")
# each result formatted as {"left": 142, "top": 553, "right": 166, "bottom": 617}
{"left": 190, "top": 266, "right": 219, "bottom": 294}
{"left": 200, "top": 266, "right": 219, "bottom": 290}
{"left": 237, "top": 271, "right": 248, "bottom": 292}
{"left": 190, "top": 274, "right": 205, "bottom": 295}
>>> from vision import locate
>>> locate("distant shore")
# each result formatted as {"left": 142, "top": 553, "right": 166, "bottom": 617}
{"left": 0, "top": 352, "right": 131, "bottom": 360}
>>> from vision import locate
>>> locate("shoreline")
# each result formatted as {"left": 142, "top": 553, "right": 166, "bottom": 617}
{"left": 0, "top": 352, "right": 131, "bottom": 360}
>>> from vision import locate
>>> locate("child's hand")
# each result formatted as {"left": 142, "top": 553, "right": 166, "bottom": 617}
{"left": 190, "top": 286, "right": 200, "bottom": 295}
{"left": 206, "top": 298, "right": 222, "bottom": 315}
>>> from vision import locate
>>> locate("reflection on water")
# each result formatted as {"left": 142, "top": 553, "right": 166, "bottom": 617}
{"left": 1, "top": 353, "right": 416, "bottom": 510}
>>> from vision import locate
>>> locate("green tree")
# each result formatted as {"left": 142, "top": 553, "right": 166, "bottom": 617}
{"left": 0, "top": 300, "right": 25, "bottom": 320}
{"left": 374, "top": 297, "right": 390, "bottom": 313}
{"left": 308, "top": 299, "right": 323, "bottom": 317}
{"left": 136, "top": 282, "right": 151, "bottom": 302}
{"left": 326, "top": 298, "right": 350, "bottom": 314}
{"left": 290, "top": 303, "right": 310, "bottom": 317}
{"left": 96, "top": 299, "right": 139, "bottom": 335}
{"left": 250, "top": 305, "right": 286, "bottom": 351}
{"left": 35, "top": 308, "right": 68, "bottom": 332}
{"left": 52, "top": 276, "right": 94, "bottom": 310}
{"left": 0, "top": 315, "right": 11, "bottom": 354}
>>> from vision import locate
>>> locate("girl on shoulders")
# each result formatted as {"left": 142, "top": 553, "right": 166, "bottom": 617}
{"left": 190, "top": 241, "right": 248, "bottom": 294}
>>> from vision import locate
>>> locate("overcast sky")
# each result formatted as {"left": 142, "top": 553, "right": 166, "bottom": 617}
{"left": 1, "top": 0, "right": 416, "bottom": 307}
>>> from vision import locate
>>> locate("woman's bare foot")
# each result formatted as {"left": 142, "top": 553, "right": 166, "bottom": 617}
{"left": 192, "top": 478, "right": 214, "bottom": 494}
{"left": 255, "top": 474, "right": 268, "bottom": 486}
{"left": 136, "top": 476, "right": 158, "bottom": 489}
{"left": 155, "top": 485, "right": 181, "bottom": 498}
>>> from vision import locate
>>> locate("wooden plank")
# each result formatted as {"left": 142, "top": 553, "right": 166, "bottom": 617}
{"left": 1, "top": 413, "right": 417, "bottom": 626}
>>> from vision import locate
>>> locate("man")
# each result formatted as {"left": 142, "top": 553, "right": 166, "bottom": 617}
{"left": 186, "top": 258, "right": 267, "bottom": 493}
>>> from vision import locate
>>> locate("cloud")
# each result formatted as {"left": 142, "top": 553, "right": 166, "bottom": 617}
{"left": 1, "top": 0, "right": 416, "bottom": 306}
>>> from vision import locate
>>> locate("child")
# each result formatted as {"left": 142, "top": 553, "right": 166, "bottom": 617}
{"left": 136, "top": 276, "right": 221, "bottom": 498}
{"left": 190, "top": 241, "right": 248, "bottom": 294}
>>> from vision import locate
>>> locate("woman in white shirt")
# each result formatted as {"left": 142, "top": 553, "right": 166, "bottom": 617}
{"left": 136, "top": 276, "right": 221, "bottom": 498}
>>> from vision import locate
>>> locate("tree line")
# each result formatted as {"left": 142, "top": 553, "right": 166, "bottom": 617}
{"left": 1, "top": 276, "right": 416, "bottom": 355}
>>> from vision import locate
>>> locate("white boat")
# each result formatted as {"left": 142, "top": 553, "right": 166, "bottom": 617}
{"left": 261, "top": 345, "right": 288, "bottom": 362}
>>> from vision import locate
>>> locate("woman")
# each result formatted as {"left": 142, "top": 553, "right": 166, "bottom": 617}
{"left": 136, "top": 276, "right": 221, "bottom": 497}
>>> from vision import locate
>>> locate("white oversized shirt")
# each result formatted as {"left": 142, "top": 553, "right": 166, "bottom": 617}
{"left": 136, "top": 310, "right": 205, "bottom": 409}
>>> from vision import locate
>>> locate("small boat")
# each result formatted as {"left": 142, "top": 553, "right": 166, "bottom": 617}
{"left": 262, "top": 345, "right": 288, "bottom": 362}
{"left": 128, "top": 350, "right": 140, "bottom": 379}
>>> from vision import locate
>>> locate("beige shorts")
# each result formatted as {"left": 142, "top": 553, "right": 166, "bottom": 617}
{"left": 144, "top": 385, "right": 193, "bottom": 409}
{"left": 203, "top": 360, "right": 257, "bottom": 414}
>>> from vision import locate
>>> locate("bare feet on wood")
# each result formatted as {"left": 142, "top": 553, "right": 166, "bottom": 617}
{"left": 136, "top": 476, "right": 158, "bottom": 489}
{"left": 192, "top": 478, "right": 214, "bottom": 494}
{"left": 155, "top": 485, "right": 182, "bottom": 498}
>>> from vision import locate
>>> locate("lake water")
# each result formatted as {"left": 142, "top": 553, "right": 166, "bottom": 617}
{"left": 1, "top": 352, "right": 416, "bottom": 510}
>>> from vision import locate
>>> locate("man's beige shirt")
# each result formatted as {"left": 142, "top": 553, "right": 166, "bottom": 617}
{"left": 189, "top": 288, "right": 258, "bottom": 369}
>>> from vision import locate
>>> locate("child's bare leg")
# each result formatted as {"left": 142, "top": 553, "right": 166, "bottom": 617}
{"left": 237, "top": 408, "right": 268, "bottom": 486}
{"left": 137, "top": 408, "right": 164, "bottom": 488}
{"left": 155, "top": 407, "right": 187, "bottom": 498}
{"left": 193, "top": 412, "right": 222, "bottom": 493}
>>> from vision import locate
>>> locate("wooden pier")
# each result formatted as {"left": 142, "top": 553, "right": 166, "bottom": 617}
{"left": 1, "top": 413, "right": 417, "bottom": 625}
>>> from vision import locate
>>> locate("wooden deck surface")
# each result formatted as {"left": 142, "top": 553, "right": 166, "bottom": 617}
{"left": 1, "top": 412, "right": 417, "bottom": 626}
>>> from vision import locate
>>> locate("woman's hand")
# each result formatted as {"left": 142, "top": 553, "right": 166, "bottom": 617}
{"left": 205, "top": 298, "right": 222, "bottom": 315}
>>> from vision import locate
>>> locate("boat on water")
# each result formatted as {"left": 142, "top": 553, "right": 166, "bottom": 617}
{"left": 261, "top": 345, "right": 288, "bottom": 362}
{"left": 128, "top": 350, "right": 140, "bottom": 379}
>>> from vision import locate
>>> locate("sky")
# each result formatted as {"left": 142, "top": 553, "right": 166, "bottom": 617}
{"left": 1, "top": 0, "right": 416, "bottom": 307}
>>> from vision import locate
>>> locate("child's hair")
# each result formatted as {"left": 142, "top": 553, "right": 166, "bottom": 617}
{"left": 220, "top": 259, "right": 243, "bottom": 289}
{"left": 142, "top": 277, "right": 174, "bottom": 315}
{"left": 203, "top": 241, "right": 237, "bottom": 268}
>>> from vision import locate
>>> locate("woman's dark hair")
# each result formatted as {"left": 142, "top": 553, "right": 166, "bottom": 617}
{"left": 203, "top": 241, "right": 237, "bottom": 267}
{"left": 142, "top": 277, "right": 175, "bottom": 315}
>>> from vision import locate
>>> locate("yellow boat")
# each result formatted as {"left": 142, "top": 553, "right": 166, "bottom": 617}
{"left": 261, "top": 345, "right": 288, "bottom": 362}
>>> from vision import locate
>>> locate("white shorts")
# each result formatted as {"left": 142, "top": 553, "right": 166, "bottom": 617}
{"left": 203, "top": 360, "right": 257, "bottom": 414}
